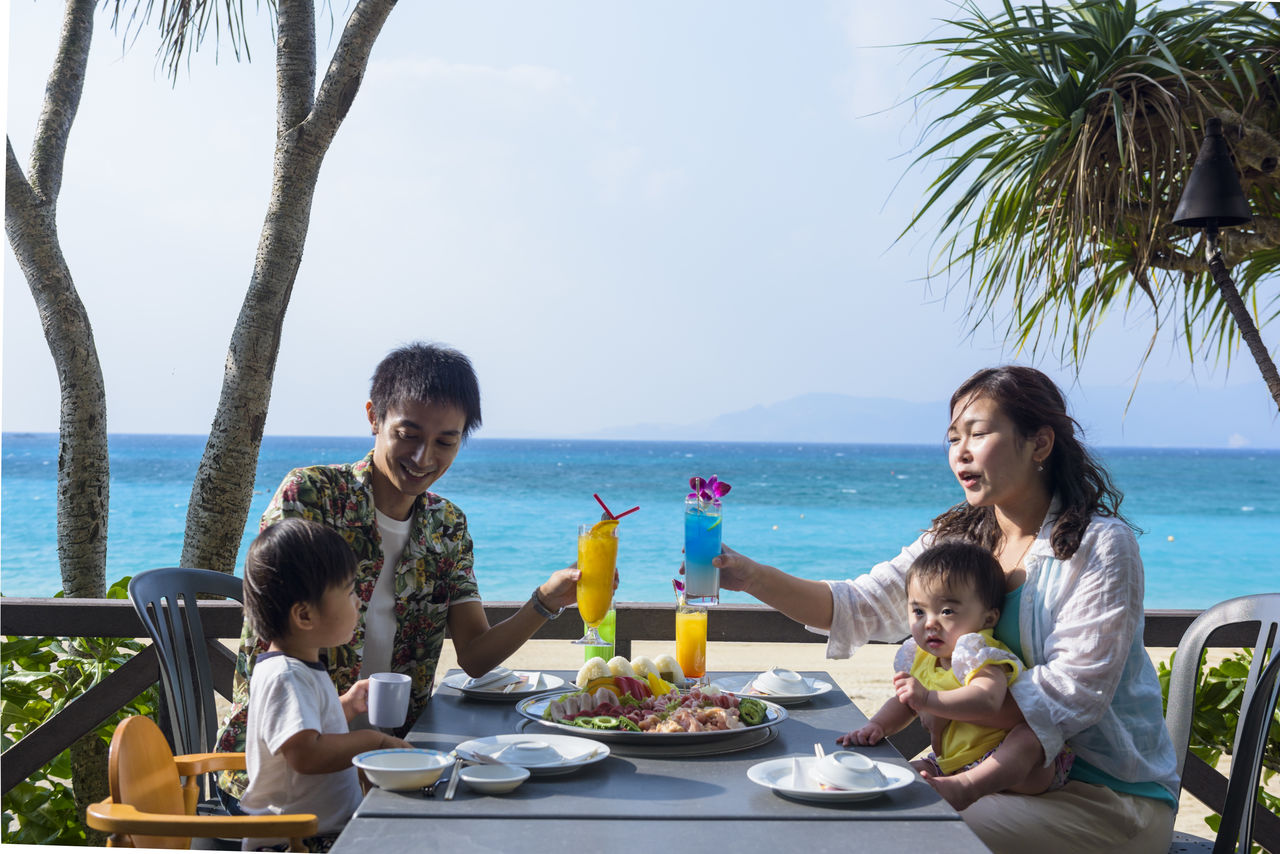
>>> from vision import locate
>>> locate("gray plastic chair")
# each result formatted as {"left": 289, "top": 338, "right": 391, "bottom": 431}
{"left": 1214, "top": 651, "right": 1280, "bottom": 854}
{"left": 1165, "top": 593, "right": 1280, "bottom": 854}
{"left": 128, "top": 567, "right": 244, "bottom": 759}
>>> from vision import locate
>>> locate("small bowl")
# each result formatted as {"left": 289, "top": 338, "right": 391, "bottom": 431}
{"left": 459, "top": 763, "right": 531, "bottom": 794}
{"left": 814, "top": 751, "right": 888, "bottom": 790}
{"left": 754, "top": 667, "right": 810, "bottom": 695}
{"left": 495, "top": 740, "right": 561, "bottom": 766}
{"left": 352, "top": 748, "right": 452, "bottom": 791}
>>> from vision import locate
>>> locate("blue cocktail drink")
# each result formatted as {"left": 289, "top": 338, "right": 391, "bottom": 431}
{"left": 684, "top": 497, "right": 722, "bottom": 604}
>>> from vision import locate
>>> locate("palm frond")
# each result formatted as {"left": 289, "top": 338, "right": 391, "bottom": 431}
{"left": 901, "top": 0, "right": 1280, "bottom": 375}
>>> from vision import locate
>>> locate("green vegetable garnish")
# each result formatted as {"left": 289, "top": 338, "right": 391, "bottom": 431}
{"left": 618, "top": 717, "right": 640, "bottom": 731}
{"left": 591, "top": 715, "right": 620, "bottom": 729}
{"left": 738, "top": 697, "right": 767, "bottom": 726}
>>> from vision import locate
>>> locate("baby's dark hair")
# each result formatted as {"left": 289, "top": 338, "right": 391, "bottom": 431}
{"left": 907, "top": 540, "right": 1005, "bottom": 614}
{"left": 243, "top": 518, "right": 358, "bottom": 643}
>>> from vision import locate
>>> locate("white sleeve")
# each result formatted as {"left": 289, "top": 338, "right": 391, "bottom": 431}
{"left": 951, "top": 633, "right": 1022, "bottom": 685}
{"left": 255, "top": 664, "right": 326, "bottom": 755}
{"left": 822, "top": 533, "right": 931, "bottom": 658}
{"left": 1009, "top": 520, "right": 1145, "bottom": 760}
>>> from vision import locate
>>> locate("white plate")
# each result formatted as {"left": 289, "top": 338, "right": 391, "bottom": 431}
{"left": 454, "top": 734, "right": 610, "bottom": 777}
{"left": 709, "top": 674, "right": 834, "bottom": 705}
{"left": 747, "top": 756, "right": 915, "bottom": 802}
{"left": 517, "top": 693, "right": 787, "bottom": 744}
{"left": 440, "top": 671, "right": 565, "bottom": 700}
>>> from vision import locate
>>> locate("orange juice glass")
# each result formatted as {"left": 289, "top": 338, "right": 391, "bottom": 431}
{"left": 573, "top": 521, "right": 617, "bottom": 644}
{"left": 675, "top": 604, "right": 708, "bottom": 680}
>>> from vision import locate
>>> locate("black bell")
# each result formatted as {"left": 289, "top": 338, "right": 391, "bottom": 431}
{"left": 1172, "top": 117, "right": 1253, "bottom": 228}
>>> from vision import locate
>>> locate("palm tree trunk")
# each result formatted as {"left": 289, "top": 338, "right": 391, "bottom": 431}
{"left": 1206, "top": 233, "right": 1280, "bottom": 414}
{"left": 3, "top": 0, "right": 106, "bottom": 599}
{"left": 180, "top": 0, "right": 398, "bottom": 572}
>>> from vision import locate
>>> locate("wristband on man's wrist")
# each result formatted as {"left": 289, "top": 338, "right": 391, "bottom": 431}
{"left": 529, "top": 587, "right": 565, "bottom": 620}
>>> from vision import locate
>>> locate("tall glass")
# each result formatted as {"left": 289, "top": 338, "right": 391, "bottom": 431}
{"left": 584, "top": 607, "right": 616, "bottom": 662}
{"left": 573, "top": 521, "right": 617, "bottom": 645}
{"left": 675, "top": 603, "right": 708, "bottom": 683}
{"left": 683, "top": 497, "right": 722, "bottom": 604}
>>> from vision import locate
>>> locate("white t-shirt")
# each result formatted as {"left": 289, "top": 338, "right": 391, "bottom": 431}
{"left": 361, "top": 509, "right": 411, "bottom": 679}
{"left": 240, "top": 652, "right": 363, "bottom": 847}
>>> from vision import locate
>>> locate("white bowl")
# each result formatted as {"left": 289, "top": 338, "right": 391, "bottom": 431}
{"left": 754, "top": 667, "right": 809, "bottom": 695}
{"left": 494, "top": 740, "right": 561, "bottom": 766}
{"left": 459, "top": 763, "right": 531, "bottom": 794}
{"left": 352, "top": 748, "right": 452, "bottom": 791}
{"left": 813, "top": 751, "right": 888, "bottom": 790}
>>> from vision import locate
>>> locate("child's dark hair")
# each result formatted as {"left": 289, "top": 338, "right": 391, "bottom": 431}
{"left": 369, "top": 342, "right": 482, "bottom": 439}
{"left": 907, "top": 540, "right": 1005, "bottom": 614}
{"left": 243, "top": 518, "right": 358, "bottom": 642}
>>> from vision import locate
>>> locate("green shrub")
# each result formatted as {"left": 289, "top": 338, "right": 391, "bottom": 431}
{"left": 1, "top": 576, "right": 160, "bottom": 845}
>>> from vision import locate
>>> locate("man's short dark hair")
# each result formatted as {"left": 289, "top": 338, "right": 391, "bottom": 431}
{"left": 907, "top": 540, "right": 1005, "bottom": 614}
{"left": 369, "top": 342, "right": 482, "bottom": 438}
{"left": 243, "top": 518, "right": 358, "bottom": 643}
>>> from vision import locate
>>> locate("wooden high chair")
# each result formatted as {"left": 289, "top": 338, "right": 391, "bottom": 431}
{"left": 87, "top": 715, "right": 319, "bottom": 851}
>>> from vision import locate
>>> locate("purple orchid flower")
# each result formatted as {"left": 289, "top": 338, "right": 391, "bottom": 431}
{"left": 687, "top": 474, "right": 731, "bottom": 503}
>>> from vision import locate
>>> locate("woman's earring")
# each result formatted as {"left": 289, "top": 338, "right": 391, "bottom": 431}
{"left": 1036, "top": 462, "right": 1044, "bottom": 473}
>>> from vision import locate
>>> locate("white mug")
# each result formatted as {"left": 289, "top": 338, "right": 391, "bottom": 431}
{"left": 367, "top": 672, "right": 412, "bottom": 728}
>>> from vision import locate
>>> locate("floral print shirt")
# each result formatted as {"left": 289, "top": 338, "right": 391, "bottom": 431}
{"left": 217, "top": 451, "right": 479, "bottom": 797}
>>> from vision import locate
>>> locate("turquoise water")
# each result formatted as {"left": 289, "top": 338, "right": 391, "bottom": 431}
{"left": 2, "top": 434, "right": 1276, "bottom": 608}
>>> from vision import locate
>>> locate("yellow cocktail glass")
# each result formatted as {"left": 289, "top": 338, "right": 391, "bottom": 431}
{"left": 675, "top": 604, "right": 708, "bottom": 680}
{"left": 573, "top": 520, "right": 618, "bottom": 645}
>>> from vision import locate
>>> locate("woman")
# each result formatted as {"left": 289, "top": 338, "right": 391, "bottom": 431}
{"left": 713, "top": 366, "right": 1178, "bottom": 853}
{"left": 217, "top": 342, "right": 592, "bottom": 805}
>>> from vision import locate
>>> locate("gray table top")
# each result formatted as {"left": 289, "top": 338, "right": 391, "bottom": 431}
{"left": 353, "top": 670, "right": 964, "bottom": 824}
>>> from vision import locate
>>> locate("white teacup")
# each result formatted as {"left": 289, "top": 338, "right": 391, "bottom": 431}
{"left": 368, "top": 672, "right": 412, "bottom": 728}
{"left": 754, "top": 667, "right": 809, "bottom": 695}
{"left": 814, "top": 751, "right": 888, "bottom": 790}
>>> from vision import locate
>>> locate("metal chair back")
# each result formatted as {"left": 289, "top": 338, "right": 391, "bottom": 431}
{"left": 1214, "top": 651, "right": 1280, "bottom": 854}
{"left": 128, "top": 567, "right": 244, "bottom": 757}
{"left": 1164, "top": 593, "right": 1280, "bottom": 854}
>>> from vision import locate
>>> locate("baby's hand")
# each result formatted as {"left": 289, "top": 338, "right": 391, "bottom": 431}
{"left": 340, "top": 679, "right": 370, "bottom": 720}
{"left": 380, "top": 734, "right": 413, "bottom": 750}
{"left": 893, "top": 671, "right": 929, "bottom": 711}
{"left": 836, "top": 722, "right": 884, "bottom": 747}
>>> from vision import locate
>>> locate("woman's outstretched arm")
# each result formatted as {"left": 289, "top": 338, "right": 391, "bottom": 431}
{"left": 713, "top": 545, "right": 835, "bottom": 630}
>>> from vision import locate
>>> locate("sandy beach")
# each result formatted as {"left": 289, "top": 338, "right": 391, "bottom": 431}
{"left": 438, "top": 638, "right": 1226, "bottom": 840}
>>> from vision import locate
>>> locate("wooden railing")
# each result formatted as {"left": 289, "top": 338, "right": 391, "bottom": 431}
{"left": 2, "top": 598, "right": 1275, "bottom": 851}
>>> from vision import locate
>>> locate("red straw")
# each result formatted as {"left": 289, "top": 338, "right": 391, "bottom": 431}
{"left": 593, "top": 493, "right": 615, "bottom": 519}
{"left": 613, "top": 506, "right": 640, "bottom": 520}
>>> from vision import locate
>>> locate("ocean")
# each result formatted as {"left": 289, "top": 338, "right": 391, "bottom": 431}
{"left": 2, "top": 433, "right": 1276, "bottom": 608}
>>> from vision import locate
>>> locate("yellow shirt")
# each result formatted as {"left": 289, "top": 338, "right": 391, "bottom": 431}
{"left": 904, "top": 629, "right": 1023, "bottom": 775}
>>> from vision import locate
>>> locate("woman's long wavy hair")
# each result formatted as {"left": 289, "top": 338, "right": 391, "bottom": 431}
{"left": 930, "top": 366, "right": 1131, "bottom": 560}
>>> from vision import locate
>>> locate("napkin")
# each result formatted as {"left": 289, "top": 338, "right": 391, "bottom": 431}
{"left": 463, "top": 666, "right": 521, "bottom": 690}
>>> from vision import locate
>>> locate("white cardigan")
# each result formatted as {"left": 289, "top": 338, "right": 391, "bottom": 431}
{"left": 822, "top": 504, "right": 1179, "bottom": 797}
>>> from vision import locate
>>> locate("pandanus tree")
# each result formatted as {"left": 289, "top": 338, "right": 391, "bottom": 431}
{"left": 904, "top": 0, "right": 1280, "bottom": 409}
{"left": 5, "top": 0, "right": 398, "bottom": 836}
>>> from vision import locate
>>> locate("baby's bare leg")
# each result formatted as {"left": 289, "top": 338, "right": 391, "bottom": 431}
{"left": 923, "top": 723, "right": 1047, "bottom": 812}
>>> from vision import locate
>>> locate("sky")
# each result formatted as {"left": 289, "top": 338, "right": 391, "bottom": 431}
{"left": 3, "top": 1, "right": 1277, "bottom": 445}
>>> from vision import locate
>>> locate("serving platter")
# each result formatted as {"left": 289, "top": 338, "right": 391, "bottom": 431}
{"left": 515, "top": 693, "right": 787, "bottom": 745}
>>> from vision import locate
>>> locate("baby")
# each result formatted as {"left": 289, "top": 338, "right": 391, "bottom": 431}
{"left": 838, "top": 540, "right": 1070, "bottom": 810}
{"left": 238, "top": 518, "right": 411, "bottom": 851}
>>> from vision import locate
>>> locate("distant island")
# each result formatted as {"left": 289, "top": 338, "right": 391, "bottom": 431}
{"left": 587, "top": 385, "right": 1280, "bottom": 449}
